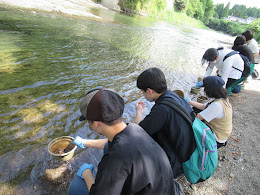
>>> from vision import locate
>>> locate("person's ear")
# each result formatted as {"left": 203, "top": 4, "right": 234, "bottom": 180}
{"left": 93, "top": 121, "right": 100, "bottom": 128}
{"left": 146, "top": 88, "right": 153, "bottom": 95}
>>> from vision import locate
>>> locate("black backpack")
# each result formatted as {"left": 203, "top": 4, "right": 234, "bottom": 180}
{"left": 223, "top": 51, "right": 251, "bottom": 78}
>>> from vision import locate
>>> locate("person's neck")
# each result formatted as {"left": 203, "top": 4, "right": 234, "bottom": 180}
{"left": 153, "top": 90, "right": 165, "bottom": 101}
{"left": 105, "top": 122, "right": 127, "bottom": 142}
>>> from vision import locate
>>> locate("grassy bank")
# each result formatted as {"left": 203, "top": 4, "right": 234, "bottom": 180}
{"left": 116, "top": 0, "right": 207, "bottom": 29}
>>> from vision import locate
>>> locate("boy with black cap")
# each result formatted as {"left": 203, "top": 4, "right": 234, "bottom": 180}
{"left": 69, "top": 88, "right": 183, "bottom": 195}
{"left": 196, "top": 47, "right": 244, "bottom": 89}
{"left": 186, "top": 76, "right": 232, "bottom": 148}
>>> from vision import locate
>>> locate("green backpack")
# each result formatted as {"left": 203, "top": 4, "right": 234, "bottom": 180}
{"left": 158, "top": 100, "right": 218, "bottom": 184}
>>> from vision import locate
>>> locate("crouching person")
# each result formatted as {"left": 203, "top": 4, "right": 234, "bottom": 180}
{"left": 185, "top": 76, "right": 232, "bottom": 148}
{"left": 69, "top": 88, "right": 184, "bottom": 195}
{"left": 135, "top": 68, "right": 196, "bottom": 179}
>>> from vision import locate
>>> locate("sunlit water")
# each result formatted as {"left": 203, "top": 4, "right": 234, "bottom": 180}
{"left": 0, "top": 6, "right": 234, "bottom": 194}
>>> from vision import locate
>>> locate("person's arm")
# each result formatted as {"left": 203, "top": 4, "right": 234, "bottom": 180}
{"left": 204, "top": 63, "right": 214, "bottom": 77}
{"left": 83, "top": 139, "right": 108, "bottom": 150}
{"left": 76, "top": 163, "right": 95, "bottom": 192}
{"left": 74, "top": 136, "right": 108, "bottom": 150}
{"left": 196, "top": 113, "right": 204, "bottom": 120}
{"left": 82, "top": 169, "right": 95, "bottom": 191}
{"left": 253, "top": 52, "right": 259, "bottom": 58}
{"left": 221, "top": 58, "right": 233, "bottom": 87}
{"left": 135, "top": 101, "right": 145, "bottom": 124}
{"left": 187, "top": 99, "right": 206, "bottom": 110}
{"left": 139, "top": 104, "right": 168, "bottom": 135}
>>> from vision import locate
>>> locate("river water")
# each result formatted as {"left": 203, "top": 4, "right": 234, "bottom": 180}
{"left": 0, "top": 6, "right": 234, "bottom": 194}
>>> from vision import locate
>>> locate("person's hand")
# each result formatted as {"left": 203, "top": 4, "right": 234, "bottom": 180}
{"left": 77, "top": 163, "right": 94, "bottom": 178}
{"left": 73, "top": 136, "right": 86, "bottom": 148}
{"left": 136, "top": 102, "right": 145, "bottom": 113}
{"left": 195, "top": 81, "right": 203, "bottom": 88}
{"left": 184, "top": 97, "right": 189, "bottom": 103}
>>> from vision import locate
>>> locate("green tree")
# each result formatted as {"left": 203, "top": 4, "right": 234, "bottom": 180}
{"left": 222, "top": 2, "right": 230, "bottom": 18}
{"left": 203, "top": 0, "right": 214, "bottom": 24}
{"left": 247, "top": 7, "right": 258, "bottom": 18}
{"left": 214, "top": 3, "right": 224, "bottom": 19}
{"left": 229, "top": 5, "right": 248, "bottom": 18}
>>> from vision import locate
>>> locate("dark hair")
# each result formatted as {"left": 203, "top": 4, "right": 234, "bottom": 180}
{"left": 202, "top": 48, "right": 218, "bottom": 62}
{"left": 204, "top": 86, "right": 228, "bottom": 99}
{"left": 137, "top": 67, "right": 167, "bottom": 93}
{"left": 88, "top": 117, "right": 122, "bottom": 126}
{"left": 232, "top": 35, "right": 246, "bottom": 50}
{"left": 242, "top": 30, "right": 253, "bottom": 41}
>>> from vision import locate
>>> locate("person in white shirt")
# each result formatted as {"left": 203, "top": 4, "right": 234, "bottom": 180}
{"left": 242, "top": 30, "right": 259, "bottom": 59}
{"left": 185, "top": 76, "right": 232, "bottom": 148}
{"left": 196, "top": 47, "right": 244, "bottom": 88}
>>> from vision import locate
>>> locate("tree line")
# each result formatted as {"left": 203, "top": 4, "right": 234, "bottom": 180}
{"left": 96, "top": 0, "right": 260, "bottom": 43}
{"left": 176, "top": 1, "right": 260, "bottom": 43}
{"left": 214, "top": 3, "right": 260, "bottom": 19}
{"left": 208, "top": 3, "right": 260, "bottom": 43}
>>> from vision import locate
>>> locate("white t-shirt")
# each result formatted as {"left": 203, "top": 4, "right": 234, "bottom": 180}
{"left": 247, "top": 38, "right": 259, "bottom": 54}
{"left": 200, "top": 102, "right": 226, "bottom": 143}
{"left": 204, "top": 47, "right": 244, "bottom": 87}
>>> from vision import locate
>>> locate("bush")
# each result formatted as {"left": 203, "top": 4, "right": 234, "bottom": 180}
{"left": 206, "top": 18, "right": 247, "bottom": 36}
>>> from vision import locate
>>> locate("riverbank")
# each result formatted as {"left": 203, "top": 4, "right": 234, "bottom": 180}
{"left": 0, "top": 0, "right": 107, "bottom": 19}
{"left": 0, "top": 0, "right": 205, "bottom": 28}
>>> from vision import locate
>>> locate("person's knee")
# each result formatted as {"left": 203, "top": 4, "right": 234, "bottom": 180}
{"left": 232, "top": 84, "right": 242, "bottom": 94}
{"left": 68, "top": 176, "right": 89, "bottom": 195}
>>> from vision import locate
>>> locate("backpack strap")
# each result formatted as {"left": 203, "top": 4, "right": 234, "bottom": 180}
{"left": 223, "top": 51, "right": 239, "bottom": 61}
{"left": 223, "top": 51, "right": 243, "bottom": 72}
{"left": 157, "top": 99, "right": 193, "bottom": 126}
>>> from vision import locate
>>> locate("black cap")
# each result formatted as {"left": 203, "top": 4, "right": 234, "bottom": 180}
{"left": 79, "top": 88, "right": 124, "bottom": 122}
{"left": 202, "top": 76, "right": 225, "bottom": 88}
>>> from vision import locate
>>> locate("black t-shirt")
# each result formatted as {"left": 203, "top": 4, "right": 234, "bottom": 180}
{"left": 234, "top": 45, "right": 255, "bottom": 64}
{"left": 90, "top": 123, "right": 177, "bottom": 194}
{"left": 139, "top": 90, "right": 196, "bottom": 178}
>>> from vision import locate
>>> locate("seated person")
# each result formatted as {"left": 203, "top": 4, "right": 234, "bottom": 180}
{"left": 69, "top": 88, "right": 183, "bottom": 194}
{"left": 231, "top": 35, "right": 255, "bottom": 93}
{"left": 232, "top": 35, "right": 254, "bottom": 64}
{"left": 186, "top": 76, "right": 232, "bottom": 148}
{"left": 242, "top": 29, "right": 259, "bottom": 59}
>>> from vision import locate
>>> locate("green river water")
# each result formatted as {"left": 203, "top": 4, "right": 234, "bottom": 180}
{"left": 0, "top": 6, "right": 233, "bottom": 194}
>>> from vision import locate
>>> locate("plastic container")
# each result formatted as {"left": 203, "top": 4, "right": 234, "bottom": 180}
{"left": 190, "top": 87, "right": 200, "bottom": 94}
{"left": 173, "top": 89, "right": 184, "bottom": 98}
{"left": 48, "top": 136, "right": 77, "bottom": 161}
{"left": 197, "top": 95, "right": 208, "bottom": 104}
